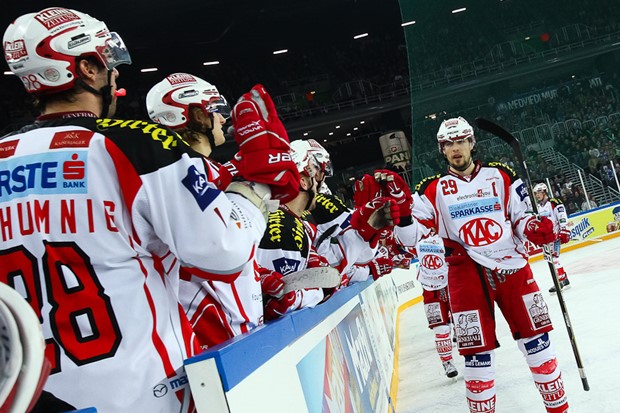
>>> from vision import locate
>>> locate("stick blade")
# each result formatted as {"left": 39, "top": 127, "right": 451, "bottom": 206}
{"left": 282, "top": 267, "right": 341, "bottom": 293}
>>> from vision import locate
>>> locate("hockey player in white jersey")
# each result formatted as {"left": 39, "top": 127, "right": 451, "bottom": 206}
{"left": 533, "top": 183, "right": 571, "bottom": 293}
{"left": 394, "top": 117, "right": 568, "bottom": 413}
{"left": 257, "top": 140, "right": 399, "bottom": 318}
{"left": 146, "top": 74, "right": 266, "bottom": 348}
{"left": 417, "top": 236, "right": 458, "bottom": 378}
{"left": 1, "top": 8, "right": 299, "bottom": 413}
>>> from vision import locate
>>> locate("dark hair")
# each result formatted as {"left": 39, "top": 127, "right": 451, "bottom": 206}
{"left": 33, "top": 56, "right": 105, "bottom": 112}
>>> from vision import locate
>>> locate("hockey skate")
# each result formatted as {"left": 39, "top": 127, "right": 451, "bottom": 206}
{"left": 442, "top": 360, "right": 458, "bottom": 378}
{"left": 549, "top": 278, "right": 570, "bottom": 294}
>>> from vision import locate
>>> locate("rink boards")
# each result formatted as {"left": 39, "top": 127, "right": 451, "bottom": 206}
{"left": 184, "top": 262, "right": 422, "bottom": 413}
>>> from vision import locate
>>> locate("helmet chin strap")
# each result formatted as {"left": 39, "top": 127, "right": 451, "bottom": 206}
{"left": 76, "top": 70, "right": 113, "bottom": 118}
{"left": 300, "top": 176, "right": 316, "bottom": 211}
{"left": 205, "top": 113, "right": 216, "bottom": 149}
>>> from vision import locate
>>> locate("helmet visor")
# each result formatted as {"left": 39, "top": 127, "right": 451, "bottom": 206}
{"left": 206, "top": 96, "right": 231, "bottom": 120}
{"left": 99, "top": 32, "right": 132, "bottom": 70}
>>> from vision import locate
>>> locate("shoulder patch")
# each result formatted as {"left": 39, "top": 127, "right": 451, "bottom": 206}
{"left": 311, "top": 193, "right": 348, "bottom": 225}
{"left": 260, "top": 209, "right": 309, "bottom": 257}
{"left": 415, "top": 174, "right": 441, "bottom": 194}
{"left": 95, "top": 118, "right": 199, "bottom": 175}
{"left": 487, "top": 162, "right": 518, "bottom": 183}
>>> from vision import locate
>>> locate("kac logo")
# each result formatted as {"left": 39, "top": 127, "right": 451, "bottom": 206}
{"left": 422, "top": 254, "right": 444, "bottom": 270}
{"left": 459, "top": 218, "right": 503, "bottom": 246}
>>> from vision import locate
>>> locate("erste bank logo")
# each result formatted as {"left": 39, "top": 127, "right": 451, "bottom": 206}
{"left": 0, "top": 151, "right": 88, "bottom": 202}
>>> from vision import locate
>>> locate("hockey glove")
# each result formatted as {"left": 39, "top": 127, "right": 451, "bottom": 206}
{"left": 264, "top": 291, "right": 297, "bottom": 320}
{"left": 524, "top": 216, "right": 556, "bottom": 246}
{"left": 353, "top": 174, "right": 383, "bottom": 207}
{"left": 558, "top": 228, "right": 571, "bottom": 244}
{"left": 368, "top": 256, "right": 394, "bottom": 280}
{"left": 374, "top": 170, "right": 413, "bottom": 221}
{"left": 258, "top": 266, "right": 285, "bottom": 299}
{"left": 231, "top": 84, "right": 300, "bottom": 203}
{"left": 307, "top": 249, "right": 330, "bottom": 268}
{"left": 351, "top": 197, "right": 400, "bottom": 248}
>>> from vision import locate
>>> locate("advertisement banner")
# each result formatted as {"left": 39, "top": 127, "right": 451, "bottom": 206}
{"left": 526, "top": 202, "right": 620, "bottom": 256}
{"left": 297, "top": 303, "right": 384, "bottom": 413}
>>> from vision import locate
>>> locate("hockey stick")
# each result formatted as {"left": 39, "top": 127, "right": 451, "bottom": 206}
{"left": 475, "top": 117, "right": 590, "bottom": 391}
{"left": 282, "top": 267, "right": 341, "bottom": 294}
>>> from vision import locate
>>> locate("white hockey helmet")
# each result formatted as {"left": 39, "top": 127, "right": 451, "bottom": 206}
{"left": 3, "top": 7, "right": 131, "bottom": 95}
{"left": 533, "top": 183, "right": 548, "bottom": 193}
{"left": 0, "top": 283, "right": 50, "bottom": 412}
{"left": 146, "top": 73, "right": 230, "bottom": 129}
{"left": 290, "top": 139, "right": 322, "bottom": 179}
{"left": 436, "top": 117, "right": 476, "bottom": 152}
{"left": 290, "top": 139, "right": 333, "bottom": 178}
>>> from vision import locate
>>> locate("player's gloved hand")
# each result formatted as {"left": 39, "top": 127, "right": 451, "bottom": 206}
{"left": 368, "top": 256, "right": 394, "bottom": 280}
{"left": 264, "top": 291, "right": 297, "bottom": 320}
{"left": 351, "top": 197, "right": 400, "bottom": 247}
{"left": 524, "top": 216, "right": 556, "bottom": 246}
{"left": 307, "top": 249, "right": 329, "bottom": 268}
{"left": 558, "top": 228, "right": 571, "bottom": 244}
{"left": 231, "top": 84, "right": 300, "bottom": 203}
{"left": 353, "top": 174, "right": 383, "bottom": 207}
{"left": 258, "top": 266, "right": 285, "bottom": 299}
{"left": 373, "top": 170, "right": 414, "bottom": 221}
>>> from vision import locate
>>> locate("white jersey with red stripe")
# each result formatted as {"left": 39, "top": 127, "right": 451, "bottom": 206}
{"left": 536, "top": 197, "right": 568, "bottom": 233}
{"left": 396, "top": 161, "right": 535, "bottom": 271}
{"left": 0, "top": 114, "right": 266, "bottom": 413}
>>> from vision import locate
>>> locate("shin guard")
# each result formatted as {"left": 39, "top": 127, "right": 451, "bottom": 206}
{"left": 433, "top": 325, "right": 454, "bottom": 363}
{"left": 464, "top": 351, "right": 496, "bottom": 413}
{"left": 518, "top": 333, "right": 568, "bottom": 412}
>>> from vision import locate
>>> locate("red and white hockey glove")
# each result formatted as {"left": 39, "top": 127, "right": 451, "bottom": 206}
{"left": 231, "top": 84, "right": 300, "bottom": 203}
{"left": 351, "top": 197, "right": 400, "bottom": 248}
{"left": 524, "top": 216, "right": 556, "bottom": 246}
{"left": 353, "top": 174, "right": 383, "bottom": 207}
{"left": 264, "top": 291, "right": 297, "bottom": 320}
{"left": 258, "top": 266, "right": 285, "bottom": 299}
{"left": 368, "top": 256, "right": 394, "bottom": 280}
{"left": 374, "top": 170, "right": 413, "bottom": 221}
{"left": 307, "top": 249, "right": 329, "bottom": 268}
{"left": 558, "top": 228, "right": 571, "bottom": 244}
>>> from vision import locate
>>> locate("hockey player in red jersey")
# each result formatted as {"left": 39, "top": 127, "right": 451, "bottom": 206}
{"left": 146, "top": 74, "right": 266, "bottom": 348}
{"left": 533, "top": 183, "right": 571, "bottom": 293}
{"left": 1, "top": 8, "right": 299, "bottom": 413}
{"left": 394, "top": 117, "right": 568, "bottom": 412}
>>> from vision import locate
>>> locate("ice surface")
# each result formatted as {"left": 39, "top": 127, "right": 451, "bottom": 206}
{"left": 396, "top": 236, "right": 620, "bottom": 412}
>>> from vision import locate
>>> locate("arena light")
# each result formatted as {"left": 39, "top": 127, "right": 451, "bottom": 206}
{"left": 329, "top": 132, "right": 334, "bottom": 136}
{"left": 273, "top": 49, "right": 288, "bottom": 55}
{"left": 360, "top": 120, "right": 365, "bottom": 124}
{"left": 353, "top": 33, "right": 369, "bottom": 40}
{"left": 303, "top": 132, "right": 309, "bottom": 136}
{"left": 401, "top": 21, "right": 416, "bottom": 27}
{"left": 335, "top": 125, "right": 341, "bottom": 129}
{"left": 452, "top": 7, "right": 466, "bottom": 13}
{"left": 3, "top": 71, "right": 14, "bottom": 75}
{"left": 353, "top": 127, "right": 359, "bottom": 131}
{"left": 203, "top": 61, "right": 220, "bottom": 66}
{"left": 140, "top": 68, "right": 158, "bottom": 73}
